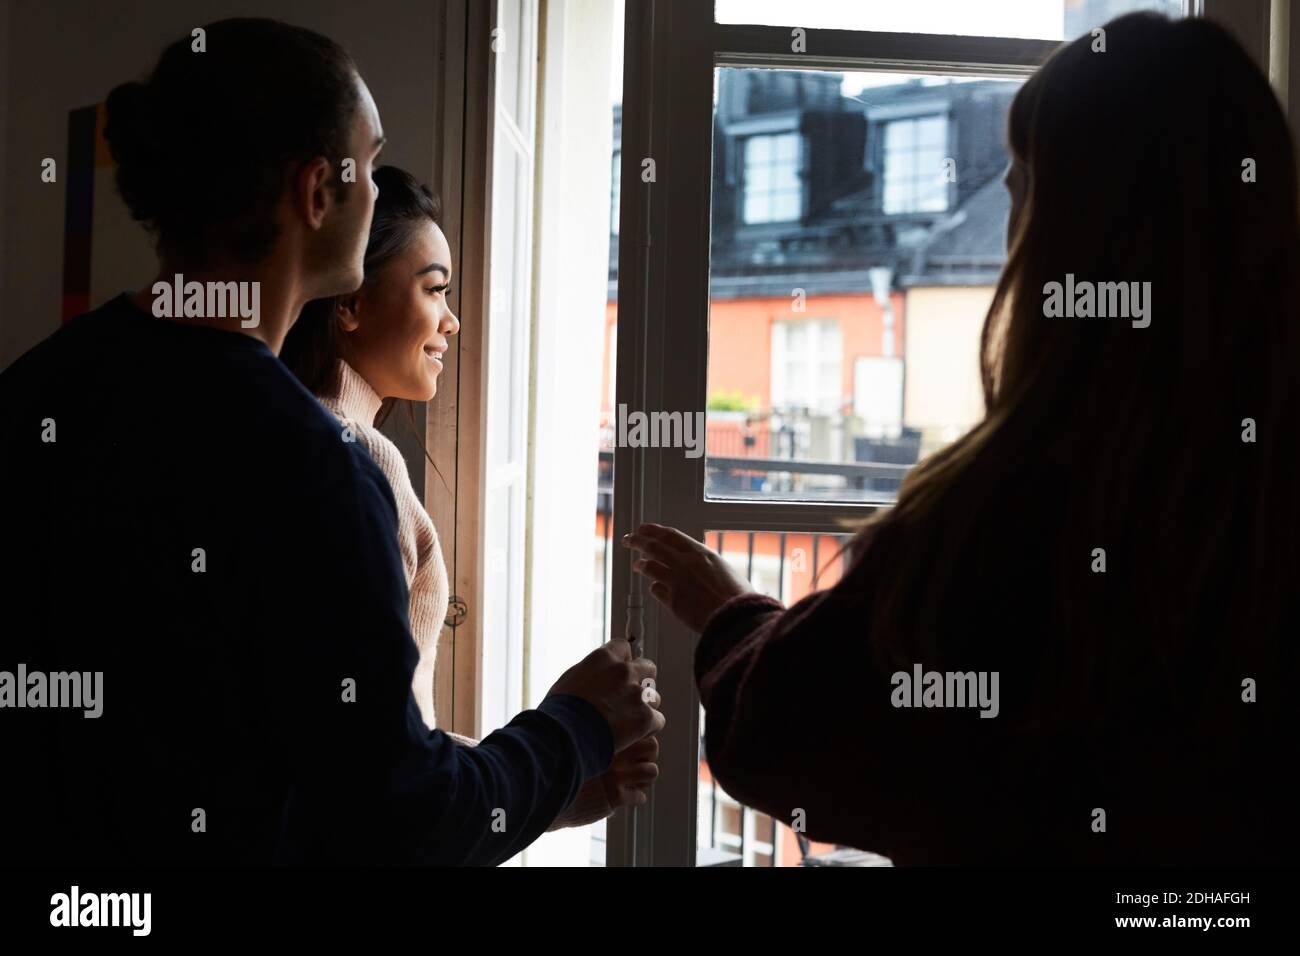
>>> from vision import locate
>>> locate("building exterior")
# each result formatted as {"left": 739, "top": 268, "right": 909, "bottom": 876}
{"left": 604, "top": 70, "right": 1017, "bottom": 491}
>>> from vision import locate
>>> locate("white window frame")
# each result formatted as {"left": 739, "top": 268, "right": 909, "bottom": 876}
{"left": 606, "top": 0, "right": 1293, "bottom": 867}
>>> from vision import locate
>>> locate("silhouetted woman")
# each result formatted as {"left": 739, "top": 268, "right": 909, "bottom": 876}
{"left": 626, "top": 12, "right": 1300, "bottom": 864}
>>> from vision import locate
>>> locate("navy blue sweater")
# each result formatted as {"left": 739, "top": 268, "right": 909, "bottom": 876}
{"left": 0, "top": 294, "right": 612, "bottom": 865}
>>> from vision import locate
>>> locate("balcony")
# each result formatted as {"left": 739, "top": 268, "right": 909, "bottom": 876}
{"left": 593, "top": 409, "right": 909, "bottom": 865}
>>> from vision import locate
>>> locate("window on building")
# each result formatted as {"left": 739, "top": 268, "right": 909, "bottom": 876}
{"left": 770, "top": 319, "right": 842, "bottom": 414}
{"left": 742, "top": 132, "right": 802, "bottom": 223}
{"left": 882, "top": 114, "right": 949, "bottom": 214}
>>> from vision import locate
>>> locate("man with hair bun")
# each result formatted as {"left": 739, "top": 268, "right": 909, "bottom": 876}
{"left": 0, "top": 18, "right": 662, "bottom": 866}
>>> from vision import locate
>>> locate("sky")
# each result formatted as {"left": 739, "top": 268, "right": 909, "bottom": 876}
{"left": 713, "top": 0, "right": 1069, "bottom": 40}
{"left": 612, "top": 1, "right": 1182, "bottom": 103}
{"left": 612, "top": 0, "right": 1064, "bottom": 104}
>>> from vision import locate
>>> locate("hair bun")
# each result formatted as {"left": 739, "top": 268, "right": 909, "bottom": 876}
{"left": 105, "top": 81, "right": 166, "bottom": 223}
{"left": 104, "top": 81, "right": 161, "bottom": 166}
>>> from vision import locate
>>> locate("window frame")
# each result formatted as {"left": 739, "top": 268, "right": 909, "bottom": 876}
{"left": 607, "top": 0, "right": 1290, "bottom": 867}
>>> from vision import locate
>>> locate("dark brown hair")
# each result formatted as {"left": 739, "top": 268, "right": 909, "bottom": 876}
{"left": 855, "top": 13, "right": 1300, "bottom": 733}
{"left": 105, "top": 18, "right": 359, "bottom": 267}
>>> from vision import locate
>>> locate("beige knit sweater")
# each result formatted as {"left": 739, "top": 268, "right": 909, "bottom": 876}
{"left": 320, "top": 359, "right": 449, "bottom": 733}
{"left": 319, "top": 360, "right": 613, "bottom": 829}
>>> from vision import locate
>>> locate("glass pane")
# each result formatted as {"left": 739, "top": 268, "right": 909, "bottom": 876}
{"left": 746, "top": 134, "right": 772, "bottom": 163}
{"left": 884, "top": 118, "right": 914, "bottom": 150}
{"left": 745, "top": 160, "right": 772, "bottom": 192}
{"left": 775, "top": 131, "right": 799, "bottom": 161}
{"left": 771, "top": 191, "right": 800, "bottom": 222}
{"left": 921, "top": 115, "right": 947, "bottom": 143}
{"left": 706, "top": 67, "right": 1022, "bottom": 503}
{"left": 714, "top": 0, "right": 1185, "bottom": 42}
{"left": 696, "top": 531, "right": 892, "bottom": 867}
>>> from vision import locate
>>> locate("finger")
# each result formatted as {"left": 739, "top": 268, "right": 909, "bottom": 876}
{"left": 631, "top": 558, "right": 673, "bottom": 582}
{"left": 611, "top": 738, "right": 657, "bottom": 767}
{"left": 621, "top": 533, "right": 679, "bottom": 565}
{"left": 648, "top": 580, "right": 671, "bottom": 605}
{"left": 622, "top": 735, "right": 659, "bottom": 760}
{"left": 606, "top": 785, "right": 635, "bottom": 808}
{"left": 639, "top": 524, "right": 707, "bottom": 555}
{"left": 609, "top": 762, "right": 657, "bottom": 783}
{"left": 615, "top": 762, "right": 659, "bottom": 784}
{"left": 605, "top": 637, "right": 632, "bottom": 661}
{"left": 608, "top": 779, "right": 650, "bottom": 806}
{"left": 629, "top": 657, "right": 658, "bottom": 683}
{"left": 646, "top": 707, "right": 667, "bottom": 734}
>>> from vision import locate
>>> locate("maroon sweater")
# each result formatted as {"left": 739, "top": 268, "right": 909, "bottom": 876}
{"left": 695, "top": 552, "right": 1297, "bottom": 865}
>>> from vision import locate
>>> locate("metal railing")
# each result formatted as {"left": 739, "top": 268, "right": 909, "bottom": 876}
{"left": 595, "top": 448, "right": 860, "bottom": 864}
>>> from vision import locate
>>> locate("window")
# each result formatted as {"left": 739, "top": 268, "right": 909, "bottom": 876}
{"left": 770, "top": 319, "right": 842, "bottom": 414}
{"left": 613, "top": 0, "right": 1189, "bottom": 868}
{"left": 707, "top": 69, "right": 1011, "bottom": 504}
{"left": 882, "top": 114, "right": 949, "bottom": 214}
{"left": 743, "top": 132, "right": 802, "bottom": 223}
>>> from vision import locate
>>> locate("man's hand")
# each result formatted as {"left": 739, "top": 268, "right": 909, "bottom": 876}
{"left": 546, "top": 638, "right": 665, "bottom": 754}
{"left": 622, "top": 523, "right": 754, "bottom": 632}
{"left": 601, "top": 734, "right": 659, "bottom": 809}
{"left": 549, "top": 735, "right": 660, "bottom": 830}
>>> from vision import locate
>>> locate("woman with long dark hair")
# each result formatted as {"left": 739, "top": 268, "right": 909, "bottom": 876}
{"left": 282, "top": 166, "right": 658, "bottom": 829}
{"left": 626, "top": 12, "right": 1300, "bottom": 863}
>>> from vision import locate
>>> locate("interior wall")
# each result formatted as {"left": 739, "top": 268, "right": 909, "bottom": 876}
{"left": 0, "top": 0, "right": 445, "bottom": 487}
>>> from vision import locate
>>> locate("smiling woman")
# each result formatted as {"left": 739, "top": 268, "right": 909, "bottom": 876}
{"left": 280, "top": 162, "right": 644, "bottom": 835}
{"left": 280, "top": 165, "right": 458, "bottom": 733}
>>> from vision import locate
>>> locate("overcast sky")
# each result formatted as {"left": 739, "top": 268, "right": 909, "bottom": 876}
{"left": 611, "top": 0, "right": 1067, "bottom": 103}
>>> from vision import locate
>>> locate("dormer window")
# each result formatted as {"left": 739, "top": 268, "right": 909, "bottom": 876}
{"left": 742, "top": 132, "right": 802, "bottom": 224}
{"left": 881, "top": 114, "right": 948, "bottom": 214}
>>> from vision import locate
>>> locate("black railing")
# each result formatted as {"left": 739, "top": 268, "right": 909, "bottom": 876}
{"left": 595, "top": 451, "right": 861, "bottom": 865}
